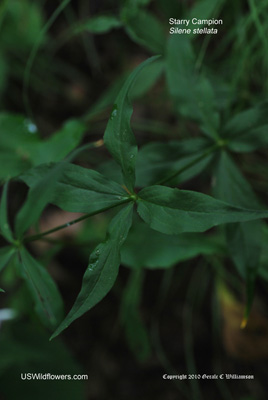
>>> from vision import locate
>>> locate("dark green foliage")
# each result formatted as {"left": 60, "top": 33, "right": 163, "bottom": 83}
{"left": 0, "top": 321, "right": 85, "bottom": 400}
{"left": 18, "top": 247, "right": 64, "bottom": 330}
{"left": 0, "top": 1, "right": 268, "bottom": 374}
{"left": 0, "top": 114, "right": 85, "bottom": 182}
{"left": 122, "top": 10, "right": 165, "bottom": 53}
{"left": 51, "top": 203, "right": 133, "bottom": 339}
{"left": 21, "top": 163, "right": 131, "bottom": 214}
{"left": 104, "top": 56, "right": 160, "bottom": 192}
{"left": 1, "top": 46, "right": 268, "bottom": 339}
{"left": 0, "top": 183, "right": 13, "bottom": 242}
{"left": 73, "top": 15, "right": 122, "bottom": 34}
{"left": 121, "top": 219, "right": 224, "bottom": 269}
{"left": 137, "top": 185, "right": 268, "bottom": 235}
{"left": 166, "top": 35, "right": 219, "bottom": 139}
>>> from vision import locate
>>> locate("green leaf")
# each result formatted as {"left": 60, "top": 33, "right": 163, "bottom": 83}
{"left": 0, "top": 52, "right": 8, "bottom": 97}
{"left": 166, "top": 35, "right": 219, "bottom": 140}
{"left": 0, "top": 113, "right": 39, "bottom": 180}
{"left": 188, "top": 0, "right": 224, "bottom": 20}
{"left": 0, "top": 153, "right": 32, "bottom": 183}
{"left": 31, "top": 119, "right": 86, "bottom": 165}
{"left": 120, "top": 269, "right": 151, "bottom": 361}
{"left": 86, "top": 59, "right": 163, "bottom": 120}
{"left": 97, "top": 138, "right": 213, "bottom": 187}
{"left": 129, "top": 59, "right": 164, "bottom": 99}
{"left": 213, "top": 152, "right": 262, "bottom": 276}
{"left": 120, "top": 0, "right": 152, "bottom": 21}
{"left": 51, "top": 203, "right": 133, "bottom": 339}
{"left": 225, "top": 222, "right": 261, "bottom": 278}
{"left": 259, "top": 226, "right": 268, "bottom": 281}
{"left": 21, "top": 163, "right": 131, "bottom": 214}
{"left": 73, "top": 15, "right": 122, "bottom": 34}
{"left": 0, "top": 246, "right": 16, "bottom": 272}
{"left": 0, "top": 113, "right": 40, "bottom": 150}
{"left": 213, "top": 151, "right": 261, "bottom": 209}
{"left": 16, "top": 137, "right": 104, "bottom": 238}
{"left": 104, "top": 55, "right": 160, "bottom": 192}
{"left": 121, "top": 219, "right": 225, "bottom": 269}
{"left": 213, "top": 151, "right": 262, "bottom": 323}
{"left": 137, "top": 185, "right": 268, "bottom": 235}
{"left": 0, "top": 113, "right": 86, "bottom": 181}
{"left": 18, "top": 247, "right": 64, "bottom": 329}
{"left": 123, "top": 10, "right": 165, "bottom": 53}
{"left": 136, "top": 138, "right": 213, "bottom": 187}
{"left": 0, "top": 321, "right": 85, "bottom": 400}
{"left": 222, "top": 102, "right": 268, "bottom": 152}
{"left": 0, "top": 0, "right": 44, "bottom": 51}
{"left": 0, "top": 182, "right": 13, "bottom": 242}
{"left": 15, "top": 161, "right": 68, "bottom": 238}
{"left": 227, "top": 221, "right": 260, "bottom": 327}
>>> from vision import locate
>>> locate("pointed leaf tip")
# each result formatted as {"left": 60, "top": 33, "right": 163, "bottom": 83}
{"left": 104, "top": 56, "right": 160, "bottom": 192}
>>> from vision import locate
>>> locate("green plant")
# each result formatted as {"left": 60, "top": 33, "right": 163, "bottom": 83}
{"left": 1, "top": 3, "right": 268, "bottom": 399}
{"left": 1, "top": 48, "right": 268, "bottom": 338}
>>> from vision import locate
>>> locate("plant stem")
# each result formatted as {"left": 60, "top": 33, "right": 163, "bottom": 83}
{"left": 155, "top": 143, "right": 220, "bottom": 185}
{"left": 23, "top": 199, "right": 132, "bottom": 243}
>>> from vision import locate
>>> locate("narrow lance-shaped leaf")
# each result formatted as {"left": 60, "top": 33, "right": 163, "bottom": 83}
{"left": 189, "top": 0, "right": 225, "bottom": 21}
{"left": 213, "top": 151, "right": 263, "bottom": 325}
{"left": 0, "top": 245, "right": 15, "bottom": 293}
{"left": 15, "top": 160, "right": 69, "bottom": 238}
{"left": 18, "top": 247, "right": 64, "bottom": 329}
{"left": 123, "top": 10, "right": 165, "bottom": 54}
{"left": 136, "top": 138, "right": 213, "bottom": 187}
{"left": 213, "top": 151, "right": 261, "bottom": 209}
{"left": 20, "top": 163, "right": 131, "bottom": 214}
{"left": 51, "top": 203, "right": 134, "bottom": 339}
{"left": 226, "top": 221, "right": 260, "bottom": 328}
{"left": 0, "top": 246, "right": 16, "bottom": 273}
{"left": 129, "top": 59, "right": 164, "bottom": 100}
{"left": 166, "top": 35, "right": 219, "bottom": 140}
{"left": 15, "top": 139, "right": 117, "bottom": 237}
{"left": 222, "top": 101, "right": 268, "bottom": 152}
{"left": 30, "top": 119, "right": 86, "bottom": 165}
{"left": 73, "top": 15, "right": 122, "bottom": 34}
{"left": 0, "top": 182, "right": 13, "bottom": 242}
{"left": 137, "top": 185, "right": 268, "bottom": 235}
{"left": 104, "top": 55, "right": 160, "bottom": 192}
{"left": 86, "top": 60, "right": 163, "bottom": 120}
{"left": 120, "top": 268, "right": 151, "bottom": 361}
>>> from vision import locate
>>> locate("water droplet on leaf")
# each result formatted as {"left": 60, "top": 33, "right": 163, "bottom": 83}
{"left": 24, "top": 119, "right": 37, "bottom": 134}
{"left": 119, "top": 234, "right": 125, "bottom": 245}
{"left": 110, "top": 104, "right": 118, "bottom": 120}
